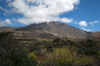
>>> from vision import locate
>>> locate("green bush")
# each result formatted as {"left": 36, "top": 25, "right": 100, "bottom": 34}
{"left": 0, "top": 34, "right": 99, "bottom": 66}
{"left": 0, "top": 32, "right": 37, "bottom": 66}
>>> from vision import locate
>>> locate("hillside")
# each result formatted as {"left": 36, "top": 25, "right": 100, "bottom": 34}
{"left": 0, "top": 22, "right": 100, "bottom": 40}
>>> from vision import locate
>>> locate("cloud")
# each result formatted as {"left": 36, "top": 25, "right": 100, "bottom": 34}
{"left": 17, "top": 17, "right": 73, "bottom": 25}
{"left": 82, "top": 28, "right": 91, "bottom": 32}
{"left": 79, "top": 21, "right": 88, "bottom": 27}
{"left": 78, "top": 20, "right": 99, "bottom": 31}
{"left": 58, "top": 18, "right": 73, "bottom": 23}
{"left": 78, "top": 20, "right": 99, "bottom": 27}
{"left": 0, "top": 7, "right": 9, "bottom": 15}
{"left": 0, "top": 1, "right": 15, "bottom": 15}
{"left": 0, "top": 19, "right": 12, "bottom": 27}
{"left": 5, "top": 19, "right": 12, "bottom": 24}
{"left": 10, "top": 0, "right": 79, "bottom": 24}
{"left": 89, "top": 20, "right": 99, "bottom": 25}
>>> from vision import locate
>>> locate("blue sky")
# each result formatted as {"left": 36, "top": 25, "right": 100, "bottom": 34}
{"left": 0, "top": 0, "right": 100, "bottom": 32}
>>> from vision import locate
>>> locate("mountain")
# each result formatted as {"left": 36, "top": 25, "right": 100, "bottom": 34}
{"left": 0, "top": 27, "right": 19, "bottom": 31}
{"left": 0, "top": 22, "right": 100, "bottom": 40}
{"left": 91, "top": 32, "right": 100, "bottom": 38}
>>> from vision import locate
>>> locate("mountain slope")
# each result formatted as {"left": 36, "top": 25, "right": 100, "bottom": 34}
{"left": 15, "top": 22, "right": 87, "bottom": 39}
{"left": 0, "top": 22, "right": 99, "bottom": 40}
{"left": 0, "top": 27, "right": 19, "bottom": 32}
{"left": 91, "top": 32, "right": 100, "bottom": 38}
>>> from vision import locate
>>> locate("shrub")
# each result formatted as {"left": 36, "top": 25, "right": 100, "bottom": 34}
{"left": 77, "top": 39, "right": 98, "bottom": 56}
{"left": 0, "top": 32, "right": 37, "bottom": 66}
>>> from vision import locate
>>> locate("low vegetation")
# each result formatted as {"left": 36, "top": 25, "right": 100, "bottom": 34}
{"left": 0, "top": 32, "right": 100, "bottom": 66}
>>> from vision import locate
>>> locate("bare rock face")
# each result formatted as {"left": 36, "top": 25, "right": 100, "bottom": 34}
{"left": 91, "top": 32, "right": 100, "bottom": 38}
{"left": 0, "top": 27, "right": 18, "bottom": 31}
{"left": 15, "top": 22, "right": 87, "bottom": 39}
{"left": 0, "top": 22, "right": 100, "bottom": 39}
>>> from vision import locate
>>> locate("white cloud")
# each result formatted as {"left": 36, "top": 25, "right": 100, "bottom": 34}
{"left": 17, "top": 18, "right": 30, "bottom": 25}
{"left": 79, "top": 21, "right": 88, "bottom": 27}
{"left": 10, "top": 0, "right": 79, "bottom": 24}
{"left": 89, "top": 20, "right": 99, "bottom": 25}
{"left": 5, "top": 19, "right": 12, "bottom": 24}
{"left": 78, "top": 20, "right": 99, "bottom": 27}
{"left": 58, "top": 18, "right": 73, "bottom": 23}
{"left": 0, "top": 19, "right": 12, "bottom": 27}
{"left": 82, "top": 28, "right": 91, "bottom": 32}
{"left": 78, "top": 20, "right": 99, "bottom": 31}
{"left": 0, "top": 3, "right": 15, "bottom": 15}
